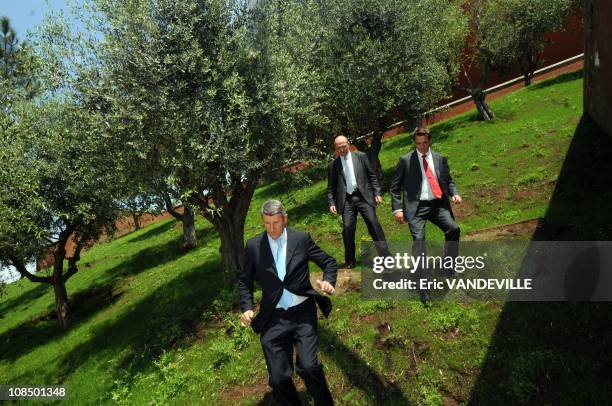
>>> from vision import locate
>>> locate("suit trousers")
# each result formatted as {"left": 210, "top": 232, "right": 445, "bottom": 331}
{"left": 408, "top": 199, "right": 460, "bottom": 278}
{"left": 260, "top": 298, "right": 333, "bottom": 406}
{"left": 341, "top": 191, "right": 390, "bottom": 264}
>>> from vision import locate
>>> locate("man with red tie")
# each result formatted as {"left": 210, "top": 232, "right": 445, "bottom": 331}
{"left": 389, "top": 127, "right": 462, "bottom": 305}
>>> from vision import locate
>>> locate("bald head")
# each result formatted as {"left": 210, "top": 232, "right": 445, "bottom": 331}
{"left": 334, "top": 135, "right": 349, "bottom": 145}
{"left": 333, "top": 135, "right": 350, "bottom": 157}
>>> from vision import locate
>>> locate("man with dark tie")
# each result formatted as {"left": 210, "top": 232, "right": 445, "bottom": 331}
{"left": 239, "top": 199, "right": 336, "bottom": 405}
{"left": 327, "top": 135, "right": 390, "bottom": 268}
{"left": 389, "top": 127, "right": 462, "bottom": 304}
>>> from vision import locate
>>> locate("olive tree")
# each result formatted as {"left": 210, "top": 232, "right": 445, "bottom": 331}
{"left": 505, "top": 0, "right": 576, "bottom": 86}
{"left": 459, "top": 0, "right": 575, "bottom": 120}
{"left": 40, "top": 0, "right": 329, "bottom": 279}
{"left": 313, "top": 0, "right": 467, "bottom": 183}
{"left": 0, "top": 17, "right": 41, "bottom": 298}
{"left": 0, "top": 100, "right": 123, "bottom": 328}
{"left": 458, "top": 0, "right": 522, "bottom": 121}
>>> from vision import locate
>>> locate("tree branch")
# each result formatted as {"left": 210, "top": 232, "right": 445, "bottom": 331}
{"left": 9, "top": 255, "right": 51, "bottom": 284}
{"left": 162, "top": 192, "right": 183, "bottom": 221}
{"left": 63, "top": 241, "right": 83, "bottom": 282}
{"left": 190, "top": 192, "right": 216, "bottom": 224}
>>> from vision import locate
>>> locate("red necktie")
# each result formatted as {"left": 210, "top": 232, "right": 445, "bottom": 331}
{"left": 422, "top": 154, "right": 443, "bottom": 199}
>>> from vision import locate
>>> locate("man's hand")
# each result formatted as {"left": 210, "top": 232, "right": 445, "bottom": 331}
{"left": 316, "top": 279, "right": 335, "bottom": 294}
{"left": 240, "top": 310, "right": 255, "bottom": 327}
{"left": 329, "top": 205, "right": 337, "bottom": 215}
{"left": 374, "top": 196, "right": 382, "bottom": 205}
{"left": 452, "top": 195, "right": 462, "bottom": 205}
{"left": 394, "top": 211, "right": 406, "bottom": 224}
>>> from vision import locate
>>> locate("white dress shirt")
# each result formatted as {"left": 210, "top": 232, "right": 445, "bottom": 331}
{"left": 418, "top": 149, "right": 438, "bottom": 201}
{"left": 393, "top": 149, "right": 439, "bottom": 215}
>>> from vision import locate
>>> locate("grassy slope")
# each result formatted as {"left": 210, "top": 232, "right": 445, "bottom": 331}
{"left": 0, "top": 71, "right": 586, "bottom": 405}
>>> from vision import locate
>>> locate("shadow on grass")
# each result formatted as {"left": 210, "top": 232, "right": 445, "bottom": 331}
{"left": 469, "top": 115, "right": 612, "bottom": 404}
{"left": 0, "top": 283, "right": 125, "bottom": 363}
{"left": 257, "top": 162, "right": 329, "bottom": 203}
{"left": 4, "top": 255, "right": 224, "bottom": 395}
{"left": 527, "top": 69, "right": 584, "bottom": 92}
{"left": 0, "top": 283, "right": 51, "bottom": 317}
{"left": 319, "top": 326, "right": 411, "bottom": 404}
{"left": 256, "top": 391, "right": 312, "bottom": 406}
{"left": 96, "top": 228, "right": 217, "bottom": 285}
{"left": 428, "top": 111, "right": 483, "bottom": 135}
{"left": 127, "top": 219, "right": 179, "bottom": 244}
{"left": 51, "top": 258, "right": 224, "bottom": 392}
{"left": 252, "top": 325, "right": 411, "bottom": 405}
{"left": 0, "top": 228, "right": 218, "bottom": 366}
{"left": 285, "top": 191, "right": 329, "bottom": 223}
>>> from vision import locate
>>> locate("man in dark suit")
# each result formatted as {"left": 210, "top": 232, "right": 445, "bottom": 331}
{"left": 390, "top": 127, "right": 462, "bottom": 303}
{"left": 327, "top": 135, "right": 390, "bottom": 268}
{"left": 239, "top": 199, "right": 336, "bottom": 405}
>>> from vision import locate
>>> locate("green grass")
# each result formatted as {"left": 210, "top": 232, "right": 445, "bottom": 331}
{"left": 2, "top": 70, "right": 607, "bottom": 405}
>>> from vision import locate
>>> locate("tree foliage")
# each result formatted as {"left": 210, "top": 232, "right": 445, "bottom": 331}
{"left": 459, "top": 0, "right": 517, "bottom": 120}
{"left": 460, "top": 0, "right": 575, "bottom": 120}
{"left": 504, "top": 0, "right": 575, "bottom": 86}
{"left": 1, "top": 16, "right": 40, "bottom": 130}
{"left": 1, "top": 15, "right": 124, "bottom": 326}
{"left": 0, "top": 98, "right": 123, "bottom": 327}
{"left": 309, "top": 0, "right": 468, "bottom": 183}
{"left": 1, "top": 16, "right": 38, "bottom": 97}
{"left": 36, "top": 0, "right": 330, "bottom": 278}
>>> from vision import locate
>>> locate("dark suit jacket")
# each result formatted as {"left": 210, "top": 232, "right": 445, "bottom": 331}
{"left": 327, "top": 151, "right": 381, "bottom": 213}
{"left": 389, "top": 150, "right": 458, "bottom": 220}
{"left": 238, "top": 228, "right": 338, "bottom": 334}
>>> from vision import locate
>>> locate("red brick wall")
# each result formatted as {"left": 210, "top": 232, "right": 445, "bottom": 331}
{"left": 37, "top": 206, "right": 184, "bottom": 270}
{"left": 381, "top": 14, "right": 584, "bottom": 136}
{"left": 452, "top": 14, "right": 583, "bottom": 102}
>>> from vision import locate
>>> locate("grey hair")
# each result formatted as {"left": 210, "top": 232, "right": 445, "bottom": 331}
{"left": 261, "top": 199, "right": 287, "bottom": 216}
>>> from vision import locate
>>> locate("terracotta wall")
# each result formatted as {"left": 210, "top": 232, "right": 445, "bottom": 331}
{"left": 584, "top": 0, "right": 612, "bottom": 137}
{"left": 37, "top": 206, "right": 184, "bottom": 270}
{"left": 383, "top": 13, "right": 584, "bottom": 136}
{"left": 453, "top": 14, "right": 583, "bottom": 102}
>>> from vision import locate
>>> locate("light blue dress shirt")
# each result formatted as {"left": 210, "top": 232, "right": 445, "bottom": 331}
{"left": 341, "top": 151, "right": 358, "bottom": 194}
{"left": 268, "top": 229, "right": 307, "bottom": 309}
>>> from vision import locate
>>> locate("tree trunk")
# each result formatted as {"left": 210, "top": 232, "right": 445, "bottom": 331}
{"left": 520, "top": 54, "right": 538, "bottom": 87}
{"left": 473, "top": 91, "right": 494, "bottom": 121}
{"left": 216, "top": 217, "right": 246, "bottom": 281}
{"left": 467, "top": 70, "right": 495, "bottom": 121}
{"left": 365, "top": 130, "right": 385, "bottom": 190}
{"left": 521, "top": 63, "right": 534, "bottom": 86}
{"left": 10, "top": 225, "right": 79, "bottom": 329}
{"left": 164, "top": 192, "right": 198, "bottom": 251}
{"left": 53, "top": 276, "right": 69, "bottom": 329}
{"left": 132, "top": 210, "right": 141, "bottom": 231}
{"left": 353, "top": 126, "right": 385, "bottom": 189}
{"left": 482, "top": 99, "right": 495, "bottom": 120}
{"left": 53, "top": 243, "right": 69, "bottom": 329}
{"left": 182, "top": 204, "right": 197, "bottom": 251}
{"left": 193, "top": 179, "right": 257, "bottom": 281}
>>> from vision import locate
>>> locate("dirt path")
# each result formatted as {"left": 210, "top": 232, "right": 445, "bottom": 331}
{"left": 464, "top": 218, "right": 541, "bottom": 240}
